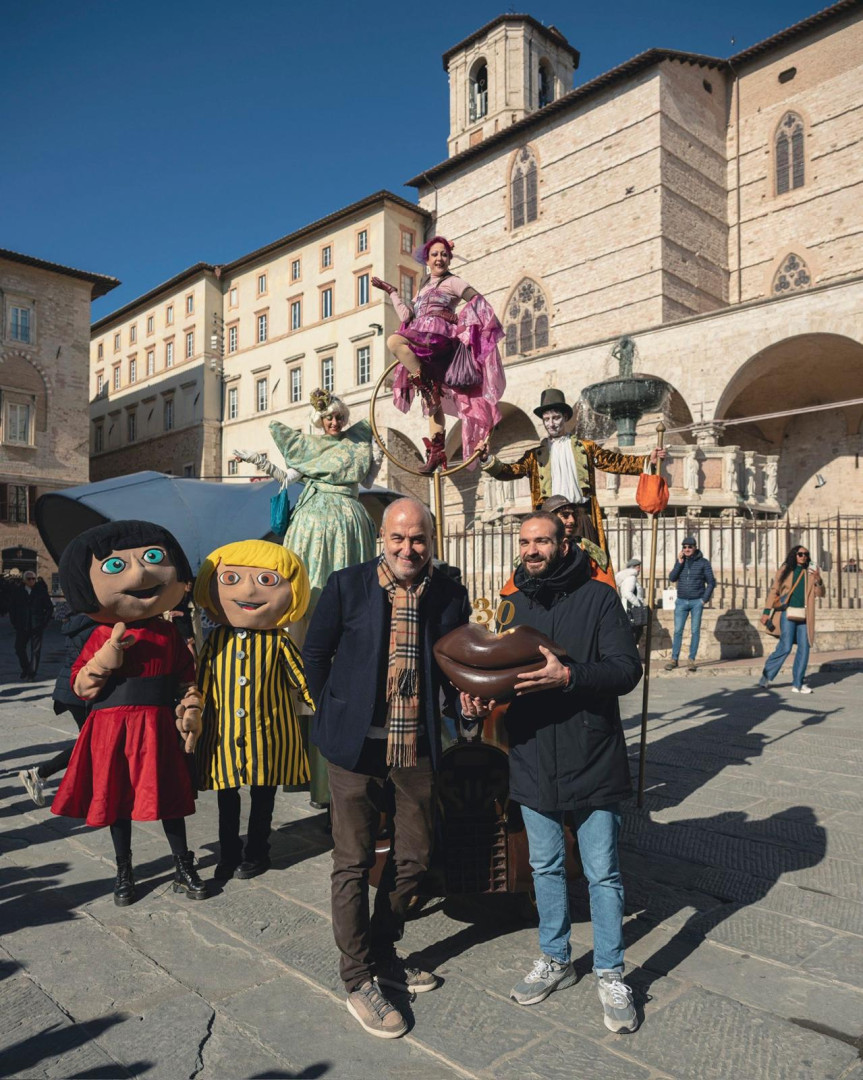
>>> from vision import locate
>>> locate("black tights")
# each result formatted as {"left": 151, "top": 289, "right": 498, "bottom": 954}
{"left": 109, "top": 817, "right": 188, "bottom": 860}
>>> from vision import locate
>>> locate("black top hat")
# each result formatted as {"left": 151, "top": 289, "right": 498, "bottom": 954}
{"left": 534, "top": 388, "right": 573, "bottom": 420}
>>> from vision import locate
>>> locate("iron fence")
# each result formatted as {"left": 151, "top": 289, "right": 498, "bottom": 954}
{"left": 442, "top": 514, "right": 863, "bottom": 610}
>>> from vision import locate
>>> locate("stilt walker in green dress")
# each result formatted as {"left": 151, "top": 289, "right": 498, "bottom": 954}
{"left": 233, "top": 389, "right": 381, "bottom": 807}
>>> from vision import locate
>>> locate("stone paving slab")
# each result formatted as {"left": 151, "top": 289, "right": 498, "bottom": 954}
{"left": 2, "top": 624, "right": 863, "bottom": 1080}
{"left": 628, "top": 986, "right": 858, "bottom": 1080}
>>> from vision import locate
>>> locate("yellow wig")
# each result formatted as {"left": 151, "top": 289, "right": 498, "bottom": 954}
{"left": 194, "top": 540, "right": 310, "bottom": 627}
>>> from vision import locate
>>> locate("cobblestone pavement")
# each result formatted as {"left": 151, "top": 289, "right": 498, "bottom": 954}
{"left": 1, "top": 622, "right": 861, "bottom": 1079}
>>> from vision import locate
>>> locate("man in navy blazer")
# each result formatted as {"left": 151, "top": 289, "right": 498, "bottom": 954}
{"left": 303, "top": 497, "right": 471, "bottom": 1039}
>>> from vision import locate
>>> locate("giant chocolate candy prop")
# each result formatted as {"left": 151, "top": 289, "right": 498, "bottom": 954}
{"left": 434, "top": 623, "right": 566, "bottom": 703}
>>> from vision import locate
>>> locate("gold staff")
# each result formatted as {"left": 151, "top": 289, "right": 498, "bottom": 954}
{"left": 637, "top": 420, "right": 666, "bottom": 808}
{"left": 369, "top": 361, "right": 481, "bottom": 555}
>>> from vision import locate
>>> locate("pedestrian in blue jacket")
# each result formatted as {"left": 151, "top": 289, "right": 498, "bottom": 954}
{"left": 665, "top": 537, "right": 715, "bottom": 672}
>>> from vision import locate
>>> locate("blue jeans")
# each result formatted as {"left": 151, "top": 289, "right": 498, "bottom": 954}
{"left": 671, "top": 597, "right": 704, "bottom": 661}
{"left": 762, "top": 611, "right": 810, "bottom": 688}
{"left": 521, "top": 804, "right": 624, "bottom": 972}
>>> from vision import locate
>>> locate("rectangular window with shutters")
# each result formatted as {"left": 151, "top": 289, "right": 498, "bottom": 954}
{"left": 401, "top": 229, "right": 414, "bottom": 255}
{"left": 96, "top": 373, "right": 104, "bottom": 395}
{"left": 164, "top": 398, "right": 174, "bottom": 430}
{"left": 357, "top": 273, "right": 369, "bottom": 306}
{"left": 257, "top": 313, "right": 268, "bottom": 343}
{"left": 256, "top": 376, "right": 268, "bottom": 412}
{"left": 114, "top": 332, "right": 121, "bottom": 351}
{"left": 127, "top": 411, "right": 137, "bottom": 442}
{"left": 290, "top": 299, "right": 302, "bottom": 330}
{"left": 257, "top": 273, "right": 267, "bottom": 295}
{"left": 94, "top": 424, "right": 104, "bottom": 453}
{"left": 6, "top": 485, "right": 29, "bottom": 523}
{"left": 166, "top": 340, "right": 174, "bottom": 367}
{"left": 321, "top": 288, "right": 333, "bottom": 320}
{"left": 400, "top": 271, "right": 415, "bottom": 304}
{"left": 227, "top": 386, "right": 238, "bottom": 419}
{"left": 321, "top": 245, "right": 332, "bottom": 270}
{"left": 291, "top": 258, "right": 301, "bottom": 281}
{"left": 146, "top": 350, "right": 155, "bottom": 376}
{"left": 4, "top": 402, "right": 31, "bottom": 445}
{"left": 129, "top": 325, "right": 137, "bottom": 344}
{"left": 357, "top": 229, "right": 369, "bottom": 254}
{"left": 146, "top": 315, "right": 154, "bottom": 335}
{"left": 290, "top": 366, "right": 302, "bottom": 402}
{"left": 357, "top": 345, "right": 371, "bottom": 385}
{"left": 186, "top": 294, "right": 194, "bottom": 315}
{"left": 97, "top": 342, "right": 104, "bottom": 360}
{"left": 229, "top": 286, "right": 238, "bottom": 307}
{"left": 228, "top": 324, "right": 238, "bottom": 353}
{"left": 185, "top": 331, "right": 195, "bottom": 358}
{"left": 166, "top": 305, "right": 174, "bottom": 325}
{"left": 227, "top": 458, "right": 238, "bottom": 476}
{"left": 321, "top": 357, "right": 334, "bottom": 393}
{"left": 113, "top": 366, "right": 121, "bottom": 390}
{"left": 129, "top": 357, "right": 137, "bottom": 384}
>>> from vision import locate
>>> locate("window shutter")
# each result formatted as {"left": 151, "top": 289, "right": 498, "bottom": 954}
{"left": 525, "top": 161, "right": 538, "bottom": 223}
{"left": 776, "top": 133, "right": 790, "bottom": 194}
{"left": 791, "top": 127, "right": 805, "bottom": 189}
{"left": 511, "top": 169, "right": 525, "bottom": 229}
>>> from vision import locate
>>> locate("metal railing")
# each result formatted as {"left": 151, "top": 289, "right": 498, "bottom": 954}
{"left": 441, "top": 514, "right": 863, "bottom": 610}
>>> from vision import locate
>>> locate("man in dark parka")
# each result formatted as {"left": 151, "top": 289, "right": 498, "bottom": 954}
{"left": 498, "top": 512, "right": 642, "bottom": 1031}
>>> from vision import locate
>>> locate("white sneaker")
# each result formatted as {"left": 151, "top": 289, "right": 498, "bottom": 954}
{"left": 19, "top": 767, "right": 45, "bottom": 807}
{"left": 596, "top": 970, "right": 638, "bottom": 1033}
{"left": 791, "top": 685, "right": 813, "bottom": 694}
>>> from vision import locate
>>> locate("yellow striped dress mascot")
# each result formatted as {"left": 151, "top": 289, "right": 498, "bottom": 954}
{"left": 194, "top": 540, "right": 313, "bottom": 880}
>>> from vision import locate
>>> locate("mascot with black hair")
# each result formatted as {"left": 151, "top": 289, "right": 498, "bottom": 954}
{"left": 52, "top": 520, "right": 207, "bottom": 905}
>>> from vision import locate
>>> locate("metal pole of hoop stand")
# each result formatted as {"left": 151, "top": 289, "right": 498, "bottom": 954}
{"left": 637, "top": 420, "right": 666, "bottom": 809}
{"left": 368, "top": 361, "right": 481, "bottom": 559}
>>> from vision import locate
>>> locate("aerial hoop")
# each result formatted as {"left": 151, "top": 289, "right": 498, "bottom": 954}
{"left": 369, "top": 360, "right": 484, "bottom": 554}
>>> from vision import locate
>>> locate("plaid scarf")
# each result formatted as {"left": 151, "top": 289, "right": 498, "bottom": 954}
{"left": 377, "top": 556, "right": 432, "bottom": 767}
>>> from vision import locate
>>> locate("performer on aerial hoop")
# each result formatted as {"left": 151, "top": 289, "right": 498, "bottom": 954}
{"left": 372, "top": 235, "right": 505, "bottom": 474}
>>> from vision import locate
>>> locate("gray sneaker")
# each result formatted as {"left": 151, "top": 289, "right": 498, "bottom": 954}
{"left": 19, "top": 767, "right": 45, "bottom": 808}
{"left": 377, "top": 956, "right": 438, "bottom": 994}
{"left": 346, "top": 980, "right": 407, "bottom": 1039}
{"left": 596, "top": 970, "right": 638, "bottom": 1033}
{"left": 510, "top": 954, "right": 577, "bottom": 1006}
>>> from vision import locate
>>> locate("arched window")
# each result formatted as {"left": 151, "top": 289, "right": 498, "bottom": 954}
{"left": 538, "top": 59, "right": 553, "bottom": 108}
{"left": 505, "top": 279, "right": 549, "bottom": 357}
{"left": 772, "top": 253, "right": 812, "bottom": 295}
{"left": 469, "top": 62, "right": 488, "bottom": 123}
{"left": 775, "top": 112, "right": 804, "bottom": 194}
{"left": 510, "top": 146, "right": 539, "bottom": 229}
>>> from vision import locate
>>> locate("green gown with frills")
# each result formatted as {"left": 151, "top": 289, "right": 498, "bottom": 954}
{"left": 270, "top": 418, "right": 377, "bottom": 805}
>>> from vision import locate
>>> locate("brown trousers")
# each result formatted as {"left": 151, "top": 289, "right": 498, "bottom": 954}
{"left": 327, "top": 739, "right": 434, "bottom": 992}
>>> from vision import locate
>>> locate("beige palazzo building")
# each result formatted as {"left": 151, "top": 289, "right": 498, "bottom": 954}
{"left": 1, "top": 248, "right": 118, "bottom": 585}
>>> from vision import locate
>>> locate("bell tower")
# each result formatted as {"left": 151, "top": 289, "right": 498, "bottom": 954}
{"left": 443, "top": 15, "right": 579, "bottom": 157}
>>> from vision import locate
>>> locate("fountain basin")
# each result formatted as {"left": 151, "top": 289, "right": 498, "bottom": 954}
{"left": 581, "top": 375, "right": 671, "bottom": 446}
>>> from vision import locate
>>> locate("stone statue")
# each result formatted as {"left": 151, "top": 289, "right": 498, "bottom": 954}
{"left": 684, "top": 448, "right": 699, "bottom": 494}
{"left": 611, "top": 335, "right": 636, "bottom": 379}
{"left": 725, "top": 451, "right": 740, "bottom": 495}
{"left": 765, "top": 459, "right": 779, "bottom": 500}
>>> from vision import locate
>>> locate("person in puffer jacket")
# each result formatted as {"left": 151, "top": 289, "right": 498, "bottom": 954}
{"left": 665, "top": 537, "right": 715, "bottom": 672}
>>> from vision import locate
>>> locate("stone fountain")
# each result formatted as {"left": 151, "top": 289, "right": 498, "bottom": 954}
{"left": 581, "top": 336, "right": 671, "bottom": 445}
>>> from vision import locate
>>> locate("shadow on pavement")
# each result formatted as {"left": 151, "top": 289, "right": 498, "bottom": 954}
{"left": 0, "top": 1011, "right": 150, "bottom": 1078}
{"left": 589, "top": 684, "right": 834, "bottom": 992}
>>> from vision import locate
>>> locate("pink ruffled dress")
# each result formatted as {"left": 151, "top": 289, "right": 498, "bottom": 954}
{"left": 388, "top": 274, "right": 505, "bottom": 462}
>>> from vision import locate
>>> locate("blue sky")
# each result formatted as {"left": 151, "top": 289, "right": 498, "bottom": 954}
{"left": 2, "top": 0, "right": 825, "bottom": 318}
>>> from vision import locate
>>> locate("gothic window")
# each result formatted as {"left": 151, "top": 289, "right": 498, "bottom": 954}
{"left": 469, "top": 62, "right": 488, "bottom": 123}
{"left": 772, "top": 253, "right": 812, "bottom": 295}
{"left": 510, "top": 147, "right": 539, "bottom": 229}
{"left": 505, "top": 279, "right": 549, "bottom": 357}
{"left": 538, "top": 60, "right": 553, "bottom": 108}
{"left": 775, "top": 112, "right": 804, "bottom": 194}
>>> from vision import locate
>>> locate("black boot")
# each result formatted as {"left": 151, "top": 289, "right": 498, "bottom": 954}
{"left": 172, "top": 851, "right": 208, "bottom": 900}
{"left": 114, "top": 854, "right": 136, "bottom": 906}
